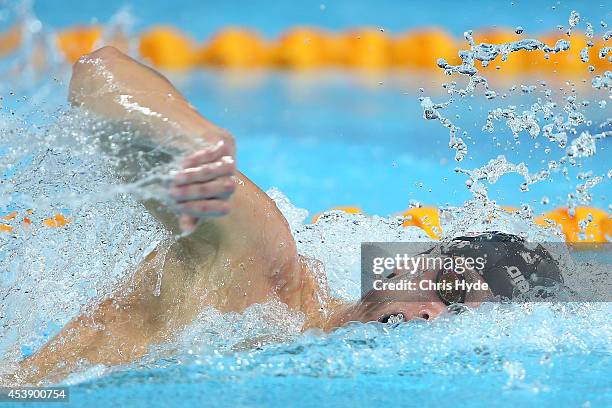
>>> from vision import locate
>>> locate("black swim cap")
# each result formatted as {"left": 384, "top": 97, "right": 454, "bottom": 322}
{"left": 441, "top": 232, "right": 564, "bottom": 300}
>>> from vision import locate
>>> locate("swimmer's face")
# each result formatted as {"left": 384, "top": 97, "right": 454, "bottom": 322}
{"left": 336, "top": 268, "right": 493, "bottom": 325}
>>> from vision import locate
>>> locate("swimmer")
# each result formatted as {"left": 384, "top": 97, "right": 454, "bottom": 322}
{"left": 12, "top": 47, "right": 563, "bottom": 385}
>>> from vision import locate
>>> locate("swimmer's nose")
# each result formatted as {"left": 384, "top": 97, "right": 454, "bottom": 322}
{"left": 400, "top": 301, "right": 448, "bottom": 321}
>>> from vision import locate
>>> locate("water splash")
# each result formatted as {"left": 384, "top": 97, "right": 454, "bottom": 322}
{"left": 0, "top": 108, "right": 168, "bottom": 366}
{"left": 421, "top": 10, "right": 611, "bottom": 216}
{"left": 0, "top": 4, "right": 609, "bottom": 395}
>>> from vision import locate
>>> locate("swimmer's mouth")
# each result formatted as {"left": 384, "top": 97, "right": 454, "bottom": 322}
{"left": 377, "top": 311, "right": 433, "bottom": 323}
{"left": 378, "top": 313, "right": 406, "bottom": 324}
{"left": 378, "top": 304, "right": 468, "bottom": 324}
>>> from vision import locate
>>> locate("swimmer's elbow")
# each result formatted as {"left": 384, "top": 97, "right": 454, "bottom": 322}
{"left": 68, "top": 46, "right": 124, "bottom": 106}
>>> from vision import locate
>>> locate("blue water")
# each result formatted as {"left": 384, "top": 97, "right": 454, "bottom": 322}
{"left": 2, "top": 1, "right": 610, "bottom": 217}
{"left": 1, "top": 1, "right": 611, "bottom": 408}
{"left": 29, "top": 0, "right": 612, "bottom": 39}
{"left": 10, "top": 303, "right": 612, "bottom": 408}
{"left": 64, "top": 354, "right": 612, "bottom": 408}
{"left": 174, "top": 71, "right": 610, "bottom": 216}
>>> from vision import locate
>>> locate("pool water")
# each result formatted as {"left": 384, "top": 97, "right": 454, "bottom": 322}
{"left": 1, "top": 1, "right": 611, "bottom": 407}
{"left": 29, "top": 0, "right": 611, "bottom": 40}
{"left": 175, "top": 70, "right": 610, "bottom": 216}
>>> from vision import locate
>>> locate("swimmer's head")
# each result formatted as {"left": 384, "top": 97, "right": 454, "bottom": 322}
{"left": 330, "top": 232, "right": 563, "bottom": 326}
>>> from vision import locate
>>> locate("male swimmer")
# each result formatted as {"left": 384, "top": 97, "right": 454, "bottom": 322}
{"left": 12, "top": 47, "right": 563, "bottom": 385}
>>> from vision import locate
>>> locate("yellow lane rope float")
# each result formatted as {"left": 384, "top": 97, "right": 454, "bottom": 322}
{"left": 392, "top": 29, "right": 461, "bottom": 70}
{"left": 272, "top": 27, "right": 332, "bottom": 69}
{"left": 199, "top": 28, "right": 270, "bottom": 67}
{"left": 139, "top": 27, "right": 609, "bottom": 73}
{"left": 55, "top": 26, "right": 102, "bottom": 63}
{"left": 312, "top": 206, "right": 610, "bottom": 244}
{"left": 0, "top": 25, "right": 21, "bottom": 57}
{"left": 2, "top": 24, "right": 609, "bottom": 72}
{"left": 535, "top": 207, "right": 611, "bottom": 243}
{"left": 42, "top": 213, "right": 70, "bottom": 228}
{"left": 0, "top": 207, "right": 609, "bottom": 245}
{"left": 401, "top": 207, "right": 442, "bottom": 240}
{"left": 339, "top": 28, "right": 392, "bottom": 69}
{"left": 139, "top": 26, "right": 198, "bottom": 69}
{"left": 311, "top": 206, "right": 362, "bottom": 223}
{"left": 0, "top": 210, "right": 70, "bottom": 235}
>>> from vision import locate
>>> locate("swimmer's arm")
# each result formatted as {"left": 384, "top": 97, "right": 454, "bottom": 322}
{"left": 16, "top": 252, "right": 179, "bottom": 385}
{"left": 17, "top": 300, "right": 150, "bottom": 385}
{"left": 69, "top": 46, "right": 237, "bottom": 231}
{"left": 69, "top": 46, "right": 231, "bottom": 152}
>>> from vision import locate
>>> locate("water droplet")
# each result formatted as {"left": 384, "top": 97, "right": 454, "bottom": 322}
{"left": 579, "top": 47, "right": 589, "bottom": 63}
{"left": 408, "top": 200, "right": 422, "bottom": 209}
{"left": 569, "top": 10, "right": 580, "bottom": 28}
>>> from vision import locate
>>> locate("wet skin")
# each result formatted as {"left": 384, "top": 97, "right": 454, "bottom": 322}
{"left": 338, "top": 269, "right": 493, "bottom": 325}
{"left": 12, "top": 47, "right": 490, "bottom": 385}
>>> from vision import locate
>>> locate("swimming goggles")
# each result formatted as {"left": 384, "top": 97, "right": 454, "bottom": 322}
{"left": 435, "top": 268, "right": 467, "bottom": 305}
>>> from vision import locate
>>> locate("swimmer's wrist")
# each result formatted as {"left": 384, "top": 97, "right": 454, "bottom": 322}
{"left": 174, "top": 110, "right": 234, "bottom": 151}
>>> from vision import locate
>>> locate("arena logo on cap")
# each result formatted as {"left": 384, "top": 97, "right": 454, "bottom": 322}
{"left": 505, "top": 266, "right": 530, "bottom": 294}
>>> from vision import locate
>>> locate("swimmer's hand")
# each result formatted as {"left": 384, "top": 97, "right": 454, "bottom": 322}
{"left": 171, "top": 137, "right": 237, "bottom": 233}
{"left": 68, "top": 46, "right": 238, "bottom": 234}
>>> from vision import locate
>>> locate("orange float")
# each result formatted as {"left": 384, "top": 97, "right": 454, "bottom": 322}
{"left": 533, "top": 31, "right": 589, "bottom": 76}
{"left": 535, "top": 207, "right": 611, "bottom": 243}
{"left": 592, "top": 38, "right": 611, "bottom": 73}
{"left": 402, "top": 207, "right": 442, "bottom": 240}
{"left": 561, "top": 31, "right": 591, "bottom": 76}
{"left": 0, "top": 210, "right": 18, "bottom": 221}
{"left": 272, "top": 27, "right": 332, "bottom": 68}
{"left": 311, "top": 206, "right": 362, "bottom": 223}
{"left": 0, "top": 210, "right": 71, "bottom": 234}
{"left": 392, "top": 29, "right": 459, "bottom": 70}
{"left": 339, "top": 28, "right": 392, "bottom": 69}
{"left": 18, "top": 23, "right": 611, "bottom": 72}
{"left": 42, "top": 213, "right": 70, "bottom": 228}
{"left": 0, "top": 224, "right": 13, "bottom": 233}
{"left": 139, "top": 26, "right": 197, "bottom": 69}
{"left": 0, "top": 24, "right": 21, "bottom": 57}
{"left": 56, "top": 26, "right": 102, "bottom": 63}
{"left": 0, "top": 211, "right": 17, "bottom": 233}
{"left": 200, "top": 28, "right": 269, "bottom": 67}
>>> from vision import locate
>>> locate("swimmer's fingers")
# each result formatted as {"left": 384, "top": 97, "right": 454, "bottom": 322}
{"left": 178, "top": 215, "right": 199, "bottom": 234}
{"left": 173, "top": 157, "right": 235, "bottom": 186}
{"left": 182, "top": 140, "right": 234, "bottom": 168}
{"left": 173, "top": 138, "right": 235, "bottom": 233}
{"left": 178, "top": 199, "right": 231, "bottom": 218}
{"left": 171, "top": 176, "right": 236, "bottom": 202}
